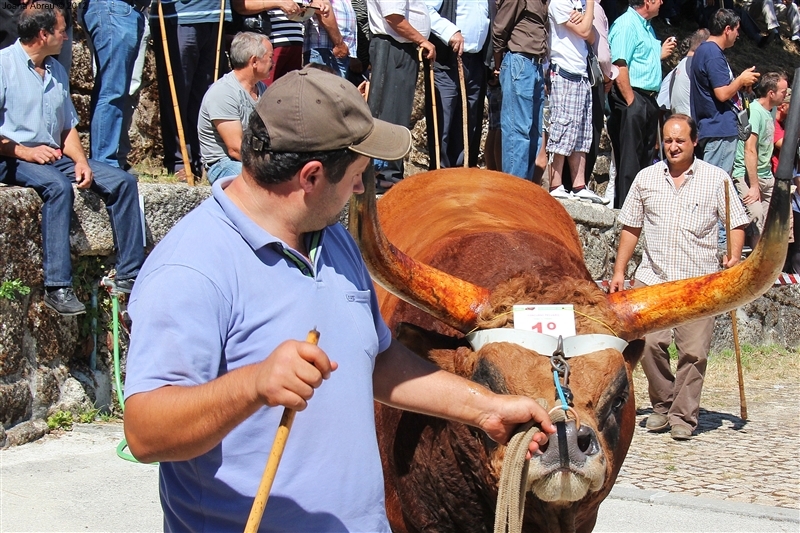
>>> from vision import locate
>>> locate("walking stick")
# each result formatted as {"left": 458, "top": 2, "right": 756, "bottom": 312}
{"left": 157, "top": 0, "right": 195, "bottom": 186}
{"left": 214, "top": 0, "right": 226, "bottom": 82}
{"left": 244, "top": 328, "right": 320, "bottom": 533}
{"left": 421, "top": 47, "right": 441, "bottom": 170}
{"left": 457, "top": 55, "right": 468, "bottom": 168}
{"left": 725, "top": 182, "right": 748, "bottom": 420}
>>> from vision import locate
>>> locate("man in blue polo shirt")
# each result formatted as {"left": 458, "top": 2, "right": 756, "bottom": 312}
{"left": 607, "top": 0, "right": 676, "bottom": 208}
{"left": 123, "top": 67, "right": 555, "bottom": 532}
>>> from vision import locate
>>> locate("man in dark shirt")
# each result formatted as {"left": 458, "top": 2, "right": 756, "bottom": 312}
{"left": 492, "top": 0, "right": 548, "bottom": 181}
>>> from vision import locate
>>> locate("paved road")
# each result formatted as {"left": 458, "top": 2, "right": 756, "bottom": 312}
{"left": 1, "top": 422, "right": 797, "bottom": 532}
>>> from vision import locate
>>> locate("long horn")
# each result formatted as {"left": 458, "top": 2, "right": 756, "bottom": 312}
{"left": 350, "top": 165, "right": 490, "bottom": 333}
{"left": 608, "top": 69, "right": 800, "bottom": 340}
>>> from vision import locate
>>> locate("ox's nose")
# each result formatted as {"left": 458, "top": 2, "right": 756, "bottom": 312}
{"left": 539, "top": 420, "right": 600, "bottom": 469}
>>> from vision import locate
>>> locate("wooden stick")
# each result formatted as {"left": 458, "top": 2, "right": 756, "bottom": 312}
{"left": 244, "top": 328, "right": 320, "bottom": 533}
{"left": 157, "top": 0, "right": 195, "bottom": 186}
{"left": 457, "top": 55, "right": 468, "bottom": 168}
{"left": 214, "top": 0, "right": 226, "bottom": 82}
{"left": 421, "top": 48, "right": 440, "bottom": 170}
{"left": 725, "top": 182, "right": 748, "bottom": 420}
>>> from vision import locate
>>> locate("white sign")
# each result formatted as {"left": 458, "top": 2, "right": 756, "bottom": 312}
{"left": 512, "top": 304, "right": 576, "bottom": 338}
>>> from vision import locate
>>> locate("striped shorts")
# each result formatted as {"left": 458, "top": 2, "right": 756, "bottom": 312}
{"left": 546, "top": 70, "right": 592, "bottom": 156}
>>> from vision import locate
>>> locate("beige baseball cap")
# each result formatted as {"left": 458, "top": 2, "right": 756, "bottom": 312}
{"left": 255, "top": 66, "right": 412, "bottom": 161}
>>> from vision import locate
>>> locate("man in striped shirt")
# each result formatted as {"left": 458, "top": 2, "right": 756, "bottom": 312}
{"left": 610, "top": 114, "right": 749, "bottom": 441}
{"left": 607, "top": 0, "right": 676, "bottom": 208}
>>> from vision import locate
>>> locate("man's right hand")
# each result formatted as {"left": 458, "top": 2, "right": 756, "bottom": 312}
{"left": 738, "top": 67, "right": 760, "bottom": 89}
{"left": 21, "top": 145, "right": 62, "bottom": 164}
{"left": 609, "top": 272, "right": 626, "bottom": 293}
{"left": 742, "top": 184, "right": 761, "bottom": 205}
{"left": 420, "top": 39, "right": 436, "bottom": 61}
{"left": 253, "top": 339, "right": 338, "bottom": 411}
{"left": 449, "top": 31, "right": 464, "bottom": 55}
{"left": 278, "top": 0, "right": 302, "bottom": 17}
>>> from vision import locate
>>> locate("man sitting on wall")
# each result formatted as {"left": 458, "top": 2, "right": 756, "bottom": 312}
{"left": 0, "top": 4, "right": 144, "bottom": 315}
{"left": 198, "top": 32, "right": 272, "bottom": 185}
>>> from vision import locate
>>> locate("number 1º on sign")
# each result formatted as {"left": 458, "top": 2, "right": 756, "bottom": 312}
{"left": 531, "top": 322, "right": 557, "bottom": 333}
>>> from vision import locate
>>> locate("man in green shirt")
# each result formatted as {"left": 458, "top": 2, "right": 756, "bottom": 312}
{"left": 732, "top": 71, "right": 789, "bottom": 245}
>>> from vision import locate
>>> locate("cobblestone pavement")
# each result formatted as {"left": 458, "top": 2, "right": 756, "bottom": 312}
{"left": 618, "top": 375, "right": 800, "bottom": 509}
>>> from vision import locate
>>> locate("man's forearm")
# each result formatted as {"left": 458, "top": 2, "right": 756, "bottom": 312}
{"left": 613, "top": 226, "right": 641, "bottom": 277}
{"left": 384, "top": 14, "right": 427, "bottom": 45}
{"left": 124, "top": 365, "right": 263, "bottom": 463}
{"left": 614, "top": 64, "right": 634, "bottom": 104}
{"left": 61, "top": 128, "right": 89, "bottom": 165}
{"left": 317, "top": 9, "right": 344, "bottom": 45}
{"left": 373, "top": 339, "right": 495, "bottom": 428}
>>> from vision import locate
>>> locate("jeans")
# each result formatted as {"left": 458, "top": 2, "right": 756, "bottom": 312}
{"left": 119, "top": 14, "right": 151, "bottom": 168}
{"left": 81, "top": 0, "right": 145, "bottom": 167}
{"left": 206, "top": 157, "right": 242, "bottom": 185}
{"left": 700, "top": 136, "right": 738, "bottom": 174}
{"left": 304, "top": 48, "right": 350, "bottom": 79}
{"left": 0, "top": 156, "right": 144, "bottom": 287}
{"left": 499, "top": 52, "right": 545, "bottom": 180}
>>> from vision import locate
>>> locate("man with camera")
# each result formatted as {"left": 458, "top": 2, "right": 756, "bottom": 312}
{"left": 690, "top": 8, "right": 760, "bottom": 175}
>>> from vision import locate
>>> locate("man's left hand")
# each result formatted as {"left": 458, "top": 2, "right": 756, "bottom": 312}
{"left": 332, "top": 41, "right": 349, "bottom": 58}
{"left": 661, "top": 37, "right": 677, "bottom": 59}
{"left": 722, "top": 254, "right": 741, "bottom": 268}
{"left": 449, "top": 31, "right": 464, "bottom": 55}
{"left": 742, "top": 184, "right": 761, "bottom": 205}
{"left": 479, "top": 395, "right": 556, "bottom": 459}
{"left": 74, "top": 161, "right": 94, "bottom": 189}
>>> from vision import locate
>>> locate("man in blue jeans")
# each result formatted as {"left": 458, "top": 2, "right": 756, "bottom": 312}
{"left": 0, "top": 5, "right": 144, "bottom": 315}
{"left": 80, "top": 0, "right": 147, "bottom": 168}
{"left": 492, "top": 0, "right": 548, "bottom": 181}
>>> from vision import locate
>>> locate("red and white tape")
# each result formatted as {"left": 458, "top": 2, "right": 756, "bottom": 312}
{"left": 596, "top": 274, "right": 800, "bottom": 290}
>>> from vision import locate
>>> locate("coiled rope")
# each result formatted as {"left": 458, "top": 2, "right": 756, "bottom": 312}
{"left": 494, "top": 401, "right": 576, "bottom": 533}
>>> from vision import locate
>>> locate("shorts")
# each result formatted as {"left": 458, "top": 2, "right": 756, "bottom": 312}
{"left": 546, "top": 71, "right": 592, "bottom": 156}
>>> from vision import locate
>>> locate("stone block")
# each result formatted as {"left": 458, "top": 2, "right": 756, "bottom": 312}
{"left": 0, "top": 380, "right": 32, "bottom": 427}
{"left": 0, "top": 296, "right": 29, "bottom": 378}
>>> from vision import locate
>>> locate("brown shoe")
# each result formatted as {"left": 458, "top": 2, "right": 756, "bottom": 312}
{"left": 645, "top": 413, "right": 669, "bottom": 432}
{"left": 670, "top": 424, "right": 693, "bottom": 440}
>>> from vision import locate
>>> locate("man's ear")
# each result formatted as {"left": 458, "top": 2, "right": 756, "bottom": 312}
{"left": 297, "top": 160, "right": 325, "bottom": 192}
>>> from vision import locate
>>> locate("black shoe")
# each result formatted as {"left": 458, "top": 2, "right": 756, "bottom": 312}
{"left": 44, "top": 287, "right": 86, "bottom": 316}
{"left": 114, "top": 278, "right": 136, "bottom": 294}
{"left": 759, "top": 29, "right": 779, "bottom": 48}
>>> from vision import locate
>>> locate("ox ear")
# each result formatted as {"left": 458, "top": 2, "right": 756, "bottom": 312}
{"left": 622, "top": 339, "right": 645, "bottom": 371}
{"left": 395, "top": 322, "right": 470, "bottom": 359}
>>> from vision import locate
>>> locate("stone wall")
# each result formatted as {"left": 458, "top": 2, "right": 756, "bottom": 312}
{"left": 0, "top": 183, "right": 797, "bottom": 446}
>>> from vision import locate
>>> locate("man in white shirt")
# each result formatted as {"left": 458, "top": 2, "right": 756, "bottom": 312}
{"left": 546, "top": 0, "right": 608, "bottom": 204}
{"left": 367, "top": 0, "right": 435, "bottom": 182}
{"left": 424, "top": 0, "right": 490, "bottom": 169}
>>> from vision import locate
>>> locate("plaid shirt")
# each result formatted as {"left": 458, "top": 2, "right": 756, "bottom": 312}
{"left": 618, "top": 158, "right": 750, "bottom": 285}
{"left": 305, "top": 0, "right": 357, "bottom": 57}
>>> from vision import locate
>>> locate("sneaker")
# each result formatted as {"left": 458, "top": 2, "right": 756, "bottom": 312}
{"left": 114, "top": 278, "right": 136, "bottom": 294}
{"left": 574, "top": 187, "right": 611, "bottom": 205}
{"left": 792, "top": 35, "right": 800, "bottom": 42}
{"left": 670, "top": 424, "right": 693, "bottom": 440}
{"left": 44, "top": 287, "right": 86, "bottom": 316}
{"left": 549, "top": 185, "right": 572, "bottom": 200}
{"left": 645, "top": 413, "right": 669, "bottom": 432}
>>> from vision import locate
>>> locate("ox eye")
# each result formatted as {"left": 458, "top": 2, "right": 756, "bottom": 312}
{"left": 611, "top": 394, "right": 627, "bottom": 413}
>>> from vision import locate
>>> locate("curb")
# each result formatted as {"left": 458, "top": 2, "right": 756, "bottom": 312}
{"left": 608, "top": 484, "right": 800, "bottom": 523}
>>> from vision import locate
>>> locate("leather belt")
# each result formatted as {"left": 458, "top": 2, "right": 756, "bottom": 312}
{"left": 514, "top": 51, "right": 546, "bottom": 64}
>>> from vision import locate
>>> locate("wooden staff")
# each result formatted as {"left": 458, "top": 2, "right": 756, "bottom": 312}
{"left": 457, "top": 55, "right": 468, "bottom": 168}
{"left": 157, "top": 0, "right": 195, "bottom": 186}
{"left": 725, "top": 182, "right": 748, "bottom": 420}
{"left": 214, "top": 0, "right": 226, "bottom": 82}
{"left": 244, "top": 328, "right": 320, "bottom": 533}
{"left": 421, "top": 47, "right": 441, "bottom": 170}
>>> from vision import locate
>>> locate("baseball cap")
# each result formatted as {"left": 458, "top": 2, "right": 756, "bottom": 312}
{"left": 255, "top": 66, "right": 412, "bottom": 161}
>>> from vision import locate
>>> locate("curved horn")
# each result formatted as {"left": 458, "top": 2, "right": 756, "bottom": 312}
{"left": 608, "top": 69, "right": 800, "bottom": 340}
{"left": 349, "top": 165, "right": 490, "bottom": 333}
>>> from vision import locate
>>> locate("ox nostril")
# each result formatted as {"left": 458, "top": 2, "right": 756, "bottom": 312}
{"left": 576, "top": 425, "right": 600, "bottom": 456}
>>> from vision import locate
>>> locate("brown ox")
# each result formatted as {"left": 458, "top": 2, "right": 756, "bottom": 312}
{"left": 349, "top": 163, "right": 793, "bottom": 533}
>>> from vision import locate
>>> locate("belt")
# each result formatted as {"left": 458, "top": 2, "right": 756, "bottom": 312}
{"left": 552, "top": 64, "right": 587, "bottom": 83}
{"left": 634, "top": 87, "right": 658, "bottom": 98}
{"left": 514, "top": 51, "right": 546, "bottom": 64}
{"left": 122, "top": 0, "right": 149, "bottom": 12}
